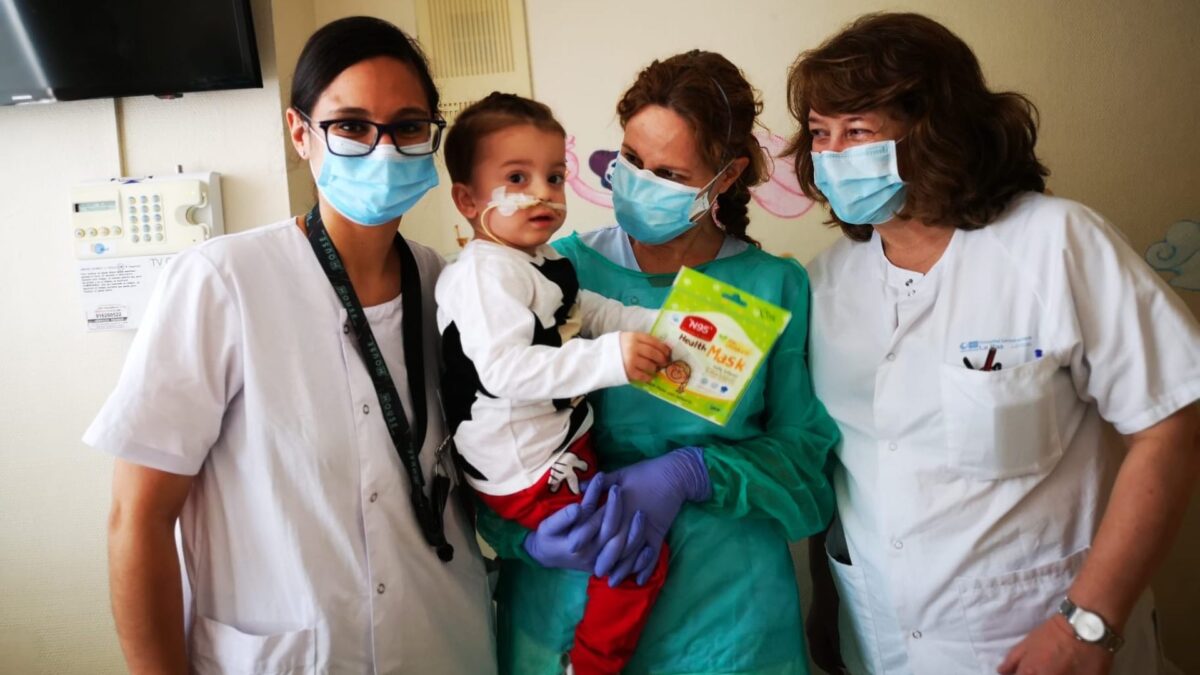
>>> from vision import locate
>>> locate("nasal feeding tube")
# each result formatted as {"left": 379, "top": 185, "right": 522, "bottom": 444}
{"left": 478, "top": 186, "right": 567, "bottom": 249}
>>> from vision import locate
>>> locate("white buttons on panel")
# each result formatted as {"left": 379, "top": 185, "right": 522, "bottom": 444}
{"left": 76, "top": 191, "right": 166, "bottom": 245}
{"left": 77, "top": 192, "right": 165, "bottom": 243}
{"left": 117, "top": 192, "right": 162, "bottom": 245}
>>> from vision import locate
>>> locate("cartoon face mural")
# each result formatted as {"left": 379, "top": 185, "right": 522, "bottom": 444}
{"left": 1146, "top": 219, "right": 1200, "bottom": 292}
{"left": 590, "top": 149, "right": 619, "bottom": 190}
{"left": 564, "top": 131, "right": 815, "bottom": 219}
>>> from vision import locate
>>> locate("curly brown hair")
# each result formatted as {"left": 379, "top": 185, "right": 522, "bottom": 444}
{"left": 617, "top": 50, "right": 766, "bottom": 246}
{"left": 784, "top": 12, "right": 1049, "bottom": 242}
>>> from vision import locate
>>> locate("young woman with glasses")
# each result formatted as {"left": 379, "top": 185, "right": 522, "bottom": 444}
{"left": 87, "top": 17, "right": 496, "bottom": 673}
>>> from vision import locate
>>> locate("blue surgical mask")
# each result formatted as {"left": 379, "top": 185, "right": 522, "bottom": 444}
{"left": 611, "top": 155, "right": 724, "bottom": 245}
{"left": 811, "top": 140, "right": 906, "bottom": 226}
{"left": 314, "top": 137, "right": 439, "bottom": 226}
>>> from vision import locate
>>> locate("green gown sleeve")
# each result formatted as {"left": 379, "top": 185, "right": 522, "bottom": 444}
{"left": 698, "top": 267, "right": 840, "bottom": 541}
{"left": 475, "top": 495, "right": 538, "bottom": 564}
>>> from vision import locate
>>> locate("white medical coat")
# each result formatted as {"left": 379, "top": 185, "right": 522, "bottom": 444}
{"left": 84, "top": 220, "right": 496, "bottom": 674}
{"left": 808, "top": 193, "right": 1200, "bottom": 675}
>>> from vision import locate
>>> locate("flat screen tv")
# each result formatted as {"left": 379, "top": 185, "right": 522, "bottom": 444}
{"left": 0, "top": 0, "right": 262, "bottom": 106}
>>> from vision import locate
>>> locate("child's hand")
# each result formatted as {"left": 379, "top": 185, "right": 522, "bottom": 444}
{"left": 620, "top": 332, "right": 672, "bottom": 383}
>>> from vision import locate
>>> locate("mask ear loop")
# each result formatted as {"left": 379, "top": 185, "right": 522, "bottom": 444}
{"left": 690, "top": 77, "right": 737, "bottom": 226}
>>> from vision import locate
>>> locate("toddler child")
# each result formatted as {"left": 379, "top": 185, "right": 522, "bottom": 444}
{"left": 435, "top": 92, "right": 672, "bottom": 675}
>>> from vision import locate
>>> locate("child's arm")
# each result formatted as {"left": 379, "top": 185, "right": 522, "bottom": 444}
{"left": 578, "top": 289, "right": 657, "bottom": 338}
{"left": 437, "top": 255, "right": 631, "bottom": 402}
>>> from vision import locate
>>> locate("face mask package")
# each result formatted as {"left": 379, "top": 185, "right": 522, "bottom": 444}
{"left": 632, "top": 267, "right": 791, "bottom": 425}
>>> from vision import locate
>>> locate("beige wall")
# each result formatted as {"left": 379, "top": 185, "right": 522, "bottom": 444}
{"left": 1, "top": 1, "right": 1196, "bottom": 673}
{"left": 273, "top": 0, "right": 319, "bottom": 218}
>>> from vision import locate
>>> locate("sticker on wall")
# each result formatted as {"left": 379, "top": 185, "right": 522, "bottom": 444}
{"left": 565, "top": 136, "right": 614, "bottom": 209}
{"left": 564, "top": 130, "right": 815, "bottom": 218}
{"left": 1145, "top": 219, "right": 1200, "bottom": 291}
{"left": 750, "top": 129, "right": 816, "bottom": 218}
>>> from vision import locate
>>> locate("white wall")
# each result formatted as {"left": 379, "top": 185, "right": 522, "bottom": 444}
{"left": 0, "top": 0, "right": 290, "bottom": 672}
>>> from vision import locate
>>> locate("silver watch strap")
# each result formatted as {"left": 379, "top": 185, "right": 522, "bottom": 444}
{"left": 1059, "top": 598, "right": 1125, "bottom": 654}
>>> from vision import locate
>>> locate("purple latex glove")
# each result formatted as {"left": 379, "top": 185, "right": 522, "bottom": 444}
{"left": 522, "top": 473, "right": 645, "bottom": 572}
{"left": 593, "top": 447, "right": 711, "bottom": 586}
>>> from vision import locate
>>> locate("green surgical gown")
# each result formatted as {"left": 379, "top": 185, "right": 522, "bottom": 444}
{"left": 477, "top": 232, "right": 840, "bottom": 674}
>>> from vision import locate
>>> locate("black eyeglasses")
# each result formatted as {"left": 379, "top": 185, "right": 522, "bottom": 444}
{"left": 300, "top": 111, "right": 446, "bottom": 157}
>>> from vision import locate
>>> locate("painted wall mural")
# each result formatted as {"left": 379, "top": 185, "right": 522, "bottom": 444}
{"left": 564, "top": 129, "right": 816, "bottom": 219}
{"left": 1145, "top": 219, "right": 1200, "bottom": 291}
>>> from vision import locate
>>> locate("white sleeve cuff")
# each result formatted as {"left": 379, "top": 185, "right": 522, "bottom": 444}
{"left": 82, "top": 425, "right": 205, "bottom": 476}
{"left": 596, "top": 331, "right": 631, "bottom": 388}
{"left": 1110, "top": 378, "right": 1200, "bottom": 436}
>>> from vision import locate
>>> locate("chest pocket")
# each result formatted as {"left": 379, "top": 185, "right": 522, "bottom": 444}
{"left": 938, "top": 356, "right": 1063, "bottom": 480}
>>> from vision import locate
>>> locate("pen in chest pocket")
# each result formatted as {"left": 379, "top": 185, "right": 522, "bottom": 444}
{"left": 962, "top": 346, "right": 1001, "bottom": 371}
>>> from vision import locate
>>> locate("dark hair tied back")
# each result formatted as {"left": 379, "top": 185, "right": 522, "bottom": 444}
{"left": 291, "top": 16, "right": 440, "bottom": 117}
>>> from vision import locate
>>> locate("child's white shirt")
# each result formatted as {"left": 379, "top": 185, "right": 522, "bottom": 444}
{"left": 436, "top": 239, "right": 655, "bottom": 495}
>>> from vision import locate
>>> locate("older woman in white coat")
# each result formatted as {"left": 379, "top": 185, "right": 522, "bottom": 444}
{"left": 789, "top": 12, "right": 1200, "bottom": 675}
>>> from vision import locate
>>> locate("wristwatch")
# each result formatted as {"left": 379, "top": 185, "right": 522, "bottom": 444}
{"left": 1058, "top": 598, "right": 1124, "bottom": 653}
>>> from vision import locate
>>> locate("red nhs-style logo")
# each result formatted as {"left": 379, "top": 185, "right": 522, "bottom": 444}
{"left": 681, "top": 315, "right": 717, "bottom": 341}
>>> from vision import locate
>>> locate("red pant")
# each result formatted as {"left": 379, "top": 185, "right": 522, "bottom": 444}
{"left": 477, "top": 433, "right": 669, "bottom": 675}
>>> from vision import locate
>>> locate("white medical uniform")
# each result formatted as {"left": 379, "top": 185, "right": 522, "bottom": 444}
{"left": 84, "top": 220, "right": 496, "bottom": 674}
{"left": 808, "top": 193, "right": 1200, "bottom": 675}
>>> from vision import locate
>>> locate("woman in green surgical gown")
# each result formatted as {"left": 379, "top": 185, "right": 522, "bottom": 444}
{"left": 478, "top": 50, "right": 840, "bottom": 675}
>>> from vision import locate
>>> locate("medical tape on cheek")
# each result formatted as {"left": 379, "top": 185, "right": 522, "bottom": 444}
{"left": 479, "top": 186, "right": 567, "bottom": 247}
{"left": 486, "top": 186, "right": 566, "bottom": 215}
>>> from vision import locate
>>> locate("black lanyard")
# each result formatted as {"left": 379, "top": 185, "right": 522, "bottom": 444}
{"left": 305, "top": 206, "right": 453, "bottom": 562}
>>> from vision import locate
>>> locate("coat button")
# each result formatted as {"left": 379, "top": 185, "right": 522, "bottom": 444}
{"left": 343, "top": 323, "right": 350, "bottom": 334}
{"left": 369, "top": 492, "right": 378, "bottom": 503}
{"left": 893, "top": 540, "right": 904, "bottom": 549}
{"left": 362, "top": 404, "right": 370, "bottom": 414}
{"left": 377, "top": 583, "right": 386, "bottom": 594}
{"left": 888, "top": 442, "right": 898, "bottom": 451}
{"left": 886, "top": 353, "right": 896, "bottom": 361}
{"left": 912, "top": 630, "right": 922, "bottom": 639}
